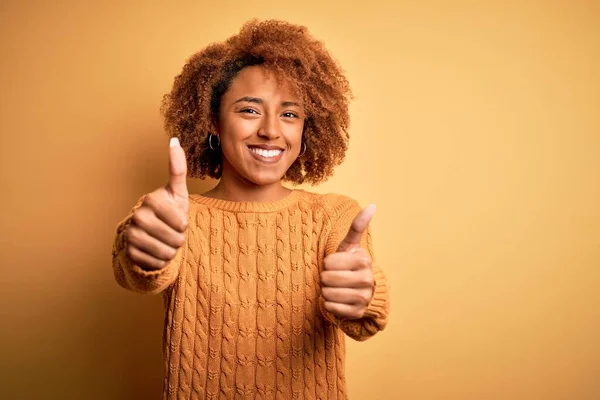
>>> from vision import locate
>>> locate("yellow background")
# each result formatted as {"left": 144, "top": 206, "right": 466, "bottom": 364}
{"left": 1, "top": 1, "right": 599, "bottom": 399}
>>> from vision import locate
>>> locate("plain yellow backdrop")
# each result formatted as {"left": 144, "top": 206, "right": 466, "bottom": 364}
{"left": 1, "top": 1, "right": 599, "bottom": 399}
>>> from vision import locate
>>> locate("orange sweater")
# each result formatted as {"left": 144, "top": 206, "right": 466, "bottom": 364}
{"left": 112, "top": 190, "right": 389, "bottom": 400}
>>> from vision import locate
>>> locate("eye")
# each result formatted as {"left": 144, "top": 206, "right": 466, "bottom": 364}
{"left": 282, "top": 112, "right": 298, "bottom": 118}
{"left": 240, "top": 108, "right": 259, "bottom": 115}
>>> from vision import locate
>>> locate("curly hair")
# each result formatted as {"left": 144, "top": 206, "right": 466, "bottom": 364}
{"left": 160, "top": 19, "right": 353, "bottom": 185}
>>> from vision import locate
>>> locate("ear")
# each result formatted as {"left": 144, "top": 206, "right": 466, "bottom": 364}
{"left": 301, "top": 119, "right": 307, "bottom": 137}
{"left": 210, "top": 116, "right": 220, "bottom": 136}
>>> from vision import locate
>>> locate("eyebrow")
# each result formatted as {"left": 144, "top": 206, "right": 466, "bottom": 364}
{"left": 232, "top": 96, "right": 300, "bottom": 108}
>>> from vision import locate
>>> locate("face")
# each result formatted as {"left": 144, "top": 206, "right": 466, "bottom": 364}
{"left": 214, "top": 65, "right": 305, "bottom": 187}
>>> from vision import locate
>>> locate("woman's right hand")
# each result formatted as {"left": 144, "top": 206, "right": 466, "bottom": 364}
{"left": 124, "top": 138, "right": 189, "bottom": 270}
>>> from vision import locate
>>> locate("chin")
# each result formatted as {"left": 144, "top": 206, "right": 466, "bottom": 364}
{"left": 245, "top": 169, "right": 287, "bottom": 186}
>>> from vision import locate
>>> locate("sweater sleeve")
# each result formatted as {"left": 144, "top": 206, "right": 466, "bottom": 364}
{"left": 111, "top": 195, "right": 185, "bottom": 295}
{"left": 319, "top": 195, "right": 390, "bottom": 341}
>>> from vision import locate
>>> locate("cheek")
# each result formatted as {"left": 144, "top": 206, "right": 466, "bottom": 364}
{"left": 284, "top": 124, "right": 304, "bottom": 149}
{"left": 218, "top": 133, "right": 242, "bottom": 165}
{"left": 220, "top": 121, "right": 252, "bottom": 149}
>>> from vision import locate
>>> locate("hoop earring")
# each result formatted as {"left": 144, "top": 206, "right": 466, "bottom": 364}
{"left": 208, "top": 133, "right": 220, "bottom": 151}
{"left": 299, "top": 141, "right": 307, "bottom": 157}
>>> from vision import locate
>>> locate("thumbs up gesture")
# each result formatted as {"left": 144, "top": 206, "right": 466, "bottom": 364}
{"left": 125, "top": 138, "right": 189, "bottom": 271}
{"left": 321, "top": 205, "right": 376, "bottom": 320}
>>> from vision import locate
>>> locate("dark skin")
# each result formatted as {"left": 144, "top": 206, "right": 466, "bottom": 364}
{"left": 202, "top": 66, "right": 305, "bottom": 202}
{"left": 125, "top": 65, "right": 376, "bottom": 319}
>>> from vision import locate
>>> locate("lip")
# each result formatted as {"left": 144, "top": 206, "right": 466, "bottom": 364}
{"left": 247, "top": 144, "right": 285, "bottom": 151}
{"left": 246, "top": 145, "right": 285, "bottom": 164}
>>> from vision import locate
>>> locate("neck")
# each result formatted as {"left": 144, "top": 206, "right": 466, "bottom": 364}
{"left": 203, "top": 170, "right": 291, "bottom": 203}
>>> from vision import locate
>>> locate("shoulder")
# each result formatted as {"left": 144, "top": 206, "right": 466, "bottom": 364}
{"left": 297, "top": 190, "right": 360, "bottom": 219}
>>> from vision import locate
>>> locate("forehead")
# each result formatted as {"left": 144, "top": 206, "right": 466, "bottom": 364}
{"left": 224, "top": 65, "right": 300, "bottom": 102}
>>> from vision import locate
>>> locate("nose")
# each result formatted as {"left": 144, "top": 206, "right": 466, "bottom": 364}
{"left": 257, "top": 114, "right": 280, "bottom": 140}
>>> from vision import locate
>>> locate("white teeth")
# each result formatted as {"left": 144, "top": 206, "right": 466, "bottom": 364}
{"left": 251, "top": 148, "right": 282, "bottom": 158}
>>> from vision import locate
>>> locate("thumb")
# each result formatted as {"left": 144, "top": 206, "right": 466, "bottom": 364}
{"left": 337, "top": 204, "right": 376, "bottom": 253}
{"left": 167, "top": 137, "right": 189, "bottom": 207}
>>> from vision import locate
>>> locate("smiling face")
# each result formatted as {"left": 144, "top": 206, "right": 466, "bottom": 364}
{"left": 214, "top": 65, "right": 306, "bottom": 187}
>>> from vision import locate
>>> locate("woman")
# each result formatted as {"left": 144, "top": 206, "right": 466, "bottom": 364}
{"left": 112, "top": 19, "right": 390, "bottom": 400}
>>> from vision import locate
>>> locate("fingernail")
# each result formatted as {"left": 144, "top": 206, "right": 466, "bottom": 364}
{"left": 368, "top": 204, "right": 376, "bottom": 213}
{"left": 170, "top": 137, "right": 180, "bottom": 148}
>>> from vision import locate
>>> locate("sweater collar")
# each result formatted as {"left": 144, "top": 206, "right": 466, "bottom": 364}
{"left": 189, "top": 189, "right": 304, "bottom": 212}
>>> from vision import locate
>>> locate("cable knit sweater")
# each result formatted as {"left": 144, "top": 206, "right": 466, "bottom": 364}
{"left": 112, "top": 189, "right": 389, "bottom": 400}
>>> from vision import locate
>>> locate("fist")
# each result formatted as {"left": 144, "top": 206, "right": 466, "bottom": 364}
{"left": 125, "top": 138, "right": 189, "bottom": 270}
{"left": 321, "top": 205, "right": 376, "bottom": 320}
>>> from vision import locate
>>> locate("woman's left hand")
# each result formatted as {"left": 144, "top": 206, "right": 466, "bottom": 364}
{"left": 320, "top": 205, "right": 376, "bottom": 319}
